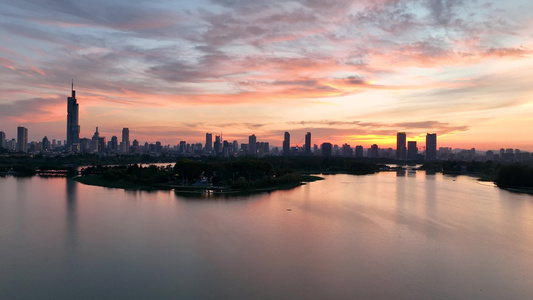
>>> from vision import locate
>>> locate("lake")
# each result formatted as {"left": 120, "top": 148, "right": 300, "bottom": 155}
{"left": 1, "top": 171, "right": 532, "bottom": 299}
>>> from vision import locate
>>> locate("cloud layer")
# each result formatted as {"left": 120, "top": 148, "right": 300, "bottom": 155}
{"left": 1, "top": 0, "right": 532, "bottom": 149}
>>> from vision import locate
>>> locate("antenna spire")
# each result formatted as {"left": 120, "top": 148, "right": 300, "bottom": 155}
{"left": 71, "top": 79, "right": 74, "bottom": 91}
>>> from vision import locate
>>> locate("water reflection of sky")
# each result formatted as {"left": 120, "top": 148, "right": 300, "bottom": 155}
{"left": 1, "top": 173, "right": 533, "bottom": 299}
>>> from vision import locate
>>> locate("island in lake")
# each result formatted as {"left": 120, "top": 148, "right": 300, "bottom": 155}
{"left": 74, "top": 157, "right": 379, "bottom": 193}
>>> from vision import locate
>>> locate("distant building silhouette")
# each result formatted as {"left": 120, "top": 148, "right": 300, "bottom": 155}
{"left": 232, "top": 140, "right": 238, "bottom": 155}
{"left": 304, "top": 132, "right": 311, "bottom": 155}
{"left": 98, "top": 137, "right": 106, "bottom": 153}
{"left": 321, "top": 142, "right": 332, "bottom": 157}
{"left": 396, "top": 132, "right": 406, "bottom": 160}
{"left": 42, "top": 136, "right": 50, "bottom": 150}
{"left": 66, "top": 81, "right": 80, "bottom": 152}
{"left": 355, "top": 145, "right": 363, "bottom": 158}
{"left": 407, "top": 141, "right": 418, "bottom": 160}
{"left": 283, "top": 132, "right": 290, "bottom": 156}
{"left": 0, "top": 131, "right": 6, "bottom": 149}
{"left": 342, "top": 143, "right": 352, "bottom": 157}
{"left": 486, "top": 150, "right": 494, "bottom": 161}
{"left": 214, "top": 135, "right": 221, "bottom": 154}
{"left": 91, "top": 127, "right": 100, "bottom": 152}
{"left": 110, "top": 136, "right": 118, "bottom": 152}
{"left": 240, "top": 143, "right": 248, "bottom": 155}
{"left": 17, "top": 126, "right": 28, "bottom": 152}
{"left": 248, "top": 134, "right": 257, "bottom": 156}
{"left": 121, "top": 128, "right": 130, "bottom": 153}
{"left": 132, "top": 139, "right": 139, "bottom": 153}
{"left": 205, "top": 133, "right": 212, "bottom": 152}
{"left": 369, "top": 144, "right": 379, "bottom": 158}
{"left": 223, "top": 140, "right": 230, "bottom": 157}
{"left": 425, "top": 133, "right": 437, "bottom": 160}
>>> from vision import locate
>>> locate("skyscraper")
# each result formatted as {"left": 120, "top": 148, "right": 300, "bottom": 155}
{"left": 396, "top": 132, "right": 406, "bottom": 160}
{"left": 321, "top": 142, "right": 332, "bottom": 157}
{"left": 17, "top": 126, "right": 28, "bottom": 153}
{"left": 0, "top": 131, "right": 6, "bottom": 149}
{"left": 342, "top": 143, "right": 352, "bottom": 157}
{"left": 283, "top": 132, "right": 290, "bottom": 156}
{"left": 248, "top": 134, "right": 257, "bottom": 156}
{"left": 122, "top": 128, "right": 130, "bottom": 153}
{"left": 42, "top": 136, "right": 50, "bottom": 150}
{"left": 355, "top": 145, "right": 364, "bottom": 157}
{"left": 66, "top": 81, "right": 80, "bottom": 151}
{"left": 214, "top": 135, "right": 221, "bottom": 154}
{"left": 304, "top": 132, "right": 311, "bottom": 155}
{"left": 91, "top": 127, "right": 100, "bottom": 152}
{"left": 205, "top": 133, "right": 213, "bottom": 152}
{"left": 426, "top": 133, "right": 437, "bottom": 161}
{"left": 407, "top": 141, "right": 418, "bottom": 160}
{"left": 232, "top": 140, "right": 238, "bottom": 155}
{"left": 369, "top": 144, "right": 379, "bottom": 158}
{"left": 110, "top": 136, "right": 118, "bottom": 152}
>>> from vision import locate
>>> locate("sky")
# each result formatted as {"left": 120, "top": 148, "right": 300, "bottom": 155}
{"left": 1, "top": 0, "right": 533, "bottom": 150}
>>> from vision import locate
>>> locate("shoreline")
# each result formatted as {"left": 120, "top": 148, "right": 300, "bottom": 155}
{"left": 72, "top": 174, "right": 325, "bottom": 194}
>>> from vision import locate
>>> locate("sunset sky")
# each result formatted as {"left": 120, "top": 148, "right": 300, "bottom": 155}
{"left": 1, "top": 0, "right": 533, "bottom": 150}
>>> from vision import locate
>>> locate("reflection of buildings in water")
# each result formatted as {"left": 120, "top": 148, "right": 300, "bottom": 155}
{"left": 65, "top": 179, "right": 78, "bottom": 261}
{"left": 396, "top": 168, "right": 406, "bottom": 177}
{"left": 424, "top": 170, "right": 438, "bottom": 238}
{"left": 425, "top": 169, "right": 437, "bottom": 176}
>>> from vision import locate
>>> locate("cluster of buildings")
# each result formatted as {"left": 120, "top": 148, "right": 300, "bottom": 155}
{"left": 1, "top": 84, "right": 531, "bottom": 161}
{"left": 395, "top": 132, "right": 437, "bottom": 161}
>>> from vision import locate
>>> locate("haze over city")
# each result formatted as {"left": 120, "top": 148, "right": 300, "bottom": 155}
{"left": 1, "top": 0, "right": 533, "bottom": 149}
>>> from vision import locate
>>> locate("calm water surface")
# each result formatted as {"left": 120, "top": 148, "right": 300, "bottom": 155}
{"left": 1, "top": 171, "right": 533, "bottom": 299}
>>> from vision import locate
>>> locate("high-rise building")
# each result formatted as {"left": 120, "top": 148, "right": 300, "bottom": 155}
{"left": 283, "top": 132, "right": 290, "bottom": 156}
{"left": 214, "top": 135, "right": 221, "bottom": 154}
{"left": 232, "top": 140, "right": 238, "bottom": 155}
{"left": 66, "top": 81, "right": 80, "bottom": 151}
{"left": 110, "top": 136, "right": 118, "bottom": 152}
{"left": 407, "top": 141, "right": 418, "bottom": 160}
{"left": 7, "top": 138, "right": 16, "bottom": 151}
{"left": 91, "top": 127, "right": 100, "bottom": 152}
{"left": 342, "top": 143, "right": 352, "bottom": 157}
{"left": 369, "top": 144, "right": 379, "bottom": 158}
{"left": 205, "top": 133, "right": 213, "bottom": 152}
{"left": 304, "top": 132, "right": 311, "bottom": 154}
{"left": 223, "top": 141, "right": 230, "bottom": 157}
{"left": 0, "top": 131, "right": 6, "bottom": 149}
{"left": 248, "top": 134, "right": 257, "bottom": 156}
{"left": 260, "top": 142, "right": 270, "bottom": 156}
{"left": 355, "top": 145, "right": 364, "bottom": 157}
{"left": 396, "top": 132, "right": 406, "bottom": 160}
{"left": 132, "top": 140, "right": 140, "bottom": 153}
{"left": 321, "top": 142, "right": 332, "bottom": 157}
{"left": 425, "top": 133, "right": 437, "bottom": 161}
{"left": 17, "top": 126, "right": 28, "bottom": 153}
{"left": 42, "top": 136, "right": 50, "bottom": 150}
{"left": 122, "top": 128, "right": 130, "bottom": 153}
{"left": 155, "top": 141, "right": 162, "bottom": 153}
{"left": 98, "top": 137, "right": 106, "bottom": 153}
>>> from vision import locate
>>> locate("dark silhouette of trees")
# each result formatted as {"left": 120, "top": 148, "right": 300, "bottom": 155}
{"left": 496, "top": 164, "right": 533, "bottom": 188}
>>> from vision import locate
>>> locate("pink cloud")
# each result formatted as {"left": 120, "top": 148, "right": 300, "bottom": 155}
{"left": 0, "top": 57, "right": 16, "bottom": 70}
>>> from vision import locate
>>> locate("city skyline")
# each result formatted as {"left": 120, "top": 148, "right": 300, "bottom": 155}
{"left": 1, "top": 1, "right": 533, "bottom": 150}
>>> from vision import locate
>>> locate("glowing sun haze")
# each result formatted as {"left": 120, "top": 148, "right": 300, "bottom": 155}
{"left": 1, "top": 0, "right": 532, "bottom": 150}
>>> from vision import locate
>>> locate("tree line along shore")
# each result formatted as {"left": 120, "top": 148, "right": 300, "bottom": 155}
{"left": 2, "top": 154, "right": 533, "bottom": 193}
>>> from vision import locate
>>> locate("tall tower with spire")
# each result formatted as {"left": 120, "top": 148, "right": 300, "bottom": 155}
{"left": 66, "top": 80, "right": 80, "bottom": 151}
